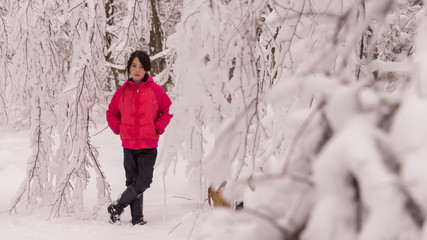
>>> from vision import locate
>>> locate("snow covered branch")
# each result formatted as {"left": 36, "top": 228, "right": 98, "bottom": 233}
{"left": 50, "top": 0, "right": 110, "bottom": 218}
{"left": 165, "top": 0, "right": 427, "bottom": 239}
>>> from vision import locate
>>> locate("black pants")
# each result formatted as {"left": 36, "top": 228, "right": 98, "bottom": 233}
{"left": 123, "top": 148, "right": 157, "bottom": 194}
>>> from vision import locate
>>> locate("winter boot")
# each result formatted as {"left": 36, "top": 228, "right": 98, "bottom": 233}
{"left": 108, "top": 185, "right": 138, "bottom": 223}
{"left": 132, "top": 217, "right": 147, "bottom": 225}
{"left": 107, "top": 204, "right": 123, "bottom": 223}
{"left": 130, "top": 193, "right": 146, "bottom": 225}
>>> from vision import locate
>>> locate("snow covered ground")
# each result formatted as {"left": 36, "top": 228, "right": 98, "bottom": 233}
{"left": 0, "top": 125, "right": 197, "bottom": 240}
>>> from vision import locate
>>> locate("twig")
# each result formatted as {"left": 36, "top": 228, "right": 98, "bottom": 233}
{"left": 172, "top": 196, "right": 194, "bottom": 201}
{"left": 168, "top": 222, "right": 182, "bottom": 235}
{"left": 91, "top": 124, "right": 109, "bottom": 137}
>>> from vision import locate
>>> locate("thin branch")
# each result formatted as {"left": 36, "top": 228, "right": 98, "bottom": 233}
{"left": 281, "top": 99, "right": 326, "bottom": 175}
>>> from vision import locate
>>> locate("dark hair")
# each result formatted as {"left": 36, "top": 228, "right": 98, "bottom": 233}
{"left": 126, "top": 51, "right": 151, "bottom": 75}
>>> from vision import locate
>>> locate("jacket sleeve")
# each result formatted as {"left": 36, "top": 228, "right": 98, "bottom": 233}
{"left": 154, "top": 87, "right": 173, "bottom": 135}
{"left": 106, "top": 87, "right": 122, "bottom": 135}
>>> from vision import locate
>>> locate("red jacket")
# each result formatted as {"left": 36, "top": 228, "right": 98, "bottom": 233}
{"left": 106, "top": 76, "right": 173, "bottom": 149}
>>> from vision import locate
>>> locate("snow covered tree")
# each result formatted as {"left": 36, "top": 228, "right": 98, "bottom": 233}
{"left": 8, "top": 0, "right": 61, "bottom": 212}
{"left": 0, "top": 0, "right": 9, "bottom": 124}
{"left": 299, "top": 1, "right": 426, "bottom": 237}
{"left": 4, "top": 0, "right": 427, "bottom": 238}
{"left": 6, "top": 0, "right": 111, "bottom": 218}
{"left": 163, "top": 0, "right": 427, "bottom": 239}
{"left": 105, "top": 0, "right": 149, "bottom": 91}
{"left": 104, "top": 0, "right": 180, "bottom": 92}
{"left": 49, "top": 0, "right": 111, "bottom": 218}
{"left": 5, "top": 0, "right": 180, "bottom": 219}
{"left": 163, "top": 0, "right": 271, "bottom": 208}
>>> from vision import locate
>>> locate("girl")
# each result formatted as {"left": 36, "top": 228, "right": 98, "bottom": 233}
{"left": 106, "top": 51, "right": 173, "bottom": 225}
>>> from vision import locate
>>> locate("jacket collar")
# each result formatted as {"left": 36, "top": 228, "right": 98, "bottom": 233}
{"left": 126, "top": 74, "right": 153, "bottom": 87}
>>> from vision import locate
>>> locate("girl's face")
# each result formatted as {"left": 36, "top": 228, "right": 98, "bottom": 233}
{"left": 129, "top": 57, "right": 146, "bottom": 84}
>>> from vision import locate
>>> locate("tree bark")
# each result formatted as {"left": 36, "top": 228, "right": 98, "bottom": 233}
{"left": 149, "top": 0, "right": 166, "bottom": 76}
{"left": 105, "top": 0, "right": 120, "bottom": 90}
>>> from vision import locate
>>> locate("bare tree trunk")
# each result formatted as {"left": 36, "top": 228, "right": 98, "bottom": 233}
{"left": 105, "top": 0, "right": 121, "bottom": 90}
{"left": 149, "top": 0, "right": 166, "bottom": 76}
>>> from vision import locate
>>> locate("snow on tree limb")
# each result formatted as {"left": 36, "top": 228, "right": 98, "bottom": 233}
{"left": 165, "top": 0, "right": 427, "bottom": 239}
{"left": 6, "top": 0, "right": 111, "bottom": 218}
{"left": 50, "top": 0, "right": 110, "bottom": 218}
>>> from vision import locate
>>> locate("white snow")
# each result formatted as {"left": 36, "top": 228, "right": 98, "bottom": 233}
{"left": 0, "top": 125, "right": 197, "bottom": 240}
{"left": 2, "top": 1, "right": 427, "bottom": 239}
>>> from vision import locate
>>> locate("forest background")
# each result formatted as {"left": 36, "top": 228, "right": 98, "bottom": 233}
{"left": 1, "top": 0, "right": 427, "bottom": 239}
